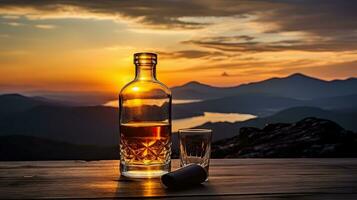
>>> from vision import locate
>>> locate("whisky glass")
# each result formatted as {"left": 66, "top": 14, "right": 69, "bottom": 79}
{"left": 178, "top": 129, "right": 212, "bottom": 178}
{"left": 119, "top": 53, "right": 172, "bottom": 178}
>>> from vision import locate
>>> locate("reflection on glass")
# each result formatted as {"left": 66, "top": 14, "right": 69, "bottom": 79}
{"left": 179, "top": 129, "right": 212, "bottom": 179}
{"left": 119, "top": 53, "right": 172, "bottom": 178}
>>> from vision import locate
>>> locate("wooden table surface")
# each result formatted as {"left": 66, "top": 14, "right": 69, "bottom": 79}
{"left": 0, "top": 159, "right": 357, "bottom": 199}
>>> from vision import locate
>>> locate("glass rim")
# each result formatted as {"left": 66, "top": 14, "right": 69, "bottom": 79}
{"left": 178, "top": 128, "right": 212, "bottom": 133}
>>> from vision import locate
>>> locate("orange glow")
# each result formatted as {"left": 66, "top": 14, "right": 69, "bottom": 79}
{"left": 155, "top": 126, "right": 161, "bottom": 140}
{"left": 132, "top": 86, "right": 140, "bottom": 92}
{"left": 0, "top": 2, "right": 356, "bottom": 95}
{"left": 142, "top": 180, "right": 155, "bottom": 196}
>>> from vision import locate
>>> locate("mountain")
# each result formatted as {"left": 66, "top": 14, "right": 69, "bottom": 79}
{"left": 0, "top": 135, "right": 117, "bottom": 161}
{"left": 211, "top": 117, "right": 357, "bottom": 158}
{"left": 1, "top": 93, "right": 356, "bottom": 146}
{"left": 171, "top": 81, "right": 230, "bottom": 99}
{"left": 0, "top": 93, "right": 75, "bottom": 118}
{"left": 0, "top": 105, "right": 118, "bottom": 146}
{"left": 0, "top": 94, "right": 51, "bottom": 117}
{"left": 173, "top": 92, "right": 357, "bottom": 118}
{"left": 308, "top": 94, "right": 357, "bottom": 110}
{"left": 194, "top": 107, "right": 357, "bottom": 142}
{"left": 0, "top": 94, "right": 203, "bottom": 146}
{"left": 235, "top": 73, "right": 329, "bottom": 100}
{"left": 173, "top": 93, "right": 304, "bottom": 116}
{"left": 171, "top": 73, "right": 357, "bottom": 100}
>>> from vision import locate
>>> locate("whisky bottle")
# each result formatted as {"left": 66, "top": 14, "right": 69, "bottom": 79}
{"left": 119, "top": 53, "right": 172, "bottom": 178}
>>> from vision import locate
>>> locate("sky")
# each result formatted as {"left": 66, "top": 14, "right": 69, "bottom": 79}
{"left": 0, "top": 0, "right": 357, "bottom": 96}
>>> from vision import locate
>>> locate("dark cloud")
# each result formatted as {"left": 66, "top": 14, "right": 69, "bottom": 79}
{"left": 258, "top": 0, "right": 357, "bottom": 36}
{"left": 0, "top": 0, "right": 355, "bottom": 33}
{"left": 183, "top": 35, "right": 357, "bottom": 52}
{"left": 1, "top": 0, "right": 356, "bottom": 51}
{"left": 0, "top": 0, "right": 280, "bottom": 29}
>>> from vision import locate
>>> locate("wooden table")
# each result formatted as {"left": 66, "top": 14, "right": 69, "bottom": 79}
{"left": 0, "top": 159, "right": 357, "bottom": 199}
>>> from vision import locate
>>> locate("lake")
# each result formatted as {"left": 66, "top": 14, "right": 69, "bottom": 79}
{"left": 103, "top": 99, "right": 202, "bottom": 107}
{"left": 172, "top": 112, "right": 256, "bottom": 132}
{"left": 104, "top": 99, "right": 257, "bottom": 131}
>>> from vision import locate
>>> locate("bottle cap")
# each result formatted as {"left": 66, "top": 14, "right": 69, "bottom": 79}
{"left": 161, "top": 164, "right": 207, "bottom": 188}
{"left": 134, "top": 52, "right": 157, "bottom": 65}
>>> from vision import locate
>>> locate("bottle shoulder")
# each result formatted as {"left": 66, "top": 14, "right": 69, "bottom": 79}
{"left": 119, "top": 79, "right": 171, "bottom": 99}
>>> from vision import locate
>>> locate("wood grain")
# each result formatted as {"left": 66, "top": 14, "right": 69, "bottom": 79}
{"left": 0, "top": 159, "right": 357, "bottom": 199}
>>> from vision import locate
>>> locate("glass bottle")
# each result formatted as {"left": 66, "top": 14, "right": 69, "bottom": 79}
{"left": 119, "top": 53, "right": 172, "bottom": 178}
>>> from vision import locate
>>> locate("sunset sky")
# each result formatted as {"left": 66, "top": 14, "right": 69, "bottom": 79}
{"left": 0, "top": 0, "right": 357, "bottom": 97}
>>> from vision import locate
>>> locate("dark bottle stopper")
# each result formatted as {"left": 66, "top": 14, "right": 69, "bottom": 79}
{"left": 161, "top": 164, "right": 207, "bottom": 188}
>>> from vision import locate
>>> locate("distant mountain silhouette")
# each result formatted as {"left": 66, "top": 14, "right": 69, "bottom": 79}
{"left": 0, "top": 105, "right": 118, "bottom": 146}
{"left": 0, "top": 135, "right": 116, "bottom": 161}
{"left": 1, "top": 94, "right": 357, "bottom": 160}
{"left": 173, "top": 92, "right": 357, "bottom": 117}
{"left": 172, "top": 73, "right": 357, "bottom": 100}
{"left": 171, "top": 81, "right": 227, "bottom": 99}
{"left": 308, "top": 94, "right": 357, "bottom": 110}
{"left": 1, "top": 93, "right": 357, "bottom": 146}
{"left": 1, "top": 73, "right": 357, "bottom": 151}
{"left": 0, "top": 94, "right": 51, "bottom": 117}
{"left": 173, "top": 93, "right": 304, "bottom": 116}
{"left": 0, "top": 94, "right": 201, "bottom": 146}
{"left": 0, "top": 93, "right": 73, "bottom": 118}
{"left": 195, "top": 107, "right": 357, "bottom": 142}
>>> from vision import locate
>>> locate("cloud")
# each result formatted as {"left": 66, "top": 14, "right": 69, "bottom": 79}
{"left": 270, "top": 59, "right": 357, "bottom": 78}
{"left": 163, "top": 58, "right": 323, "bottom": 74}
{"left": 0, "top": 0, "right": 355, "bottom": 52}
{"left": 0, "top": 0, "right": 355, "bottom": 34}
{"left": 34, "top": 24, "right": 57, "bottom": 29}
{"left": 0, "top": 1, "right": 356, "bottom": 75}
{"left": 158, "top": 50, "right": 225, "bottom": 59}
{"left": 0, "top": 34, "right": 9, "bottom": 38}
{"left": 1, "top": 15, "right": 20, "bottom": 19}
{"left": 6, "top": 22, "right": 23, "bottom": 26}
{"left": 0, "top": 0, "right": 281, "bottom": 29}
{"left": 183, "top": 35, "right": 357, "bottom": 53}
{"left": 258, "top": 0, "right": 357, "bottom": 37}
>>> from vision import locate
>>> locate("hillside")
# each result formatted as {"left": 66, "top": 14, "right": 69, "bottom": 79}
{"left": 1, "top": 93, "right": 357, "bottom": 146}
{"left": 0, "top": 135, "right": 116, "bottom": 161}
{"left": 0, "top": 105, "right": 118, "bottom": 146}
{"left": 1, "top": 73, "right": 357, "bottom": 149}
{"left": 173, "top": 93, "right": 304, "bottom": 116}
{"left": 212, "top": 118, "right": 357, "bottom": 158}
{"left": 0, "top": 94, "right": 52, "bottom": 117}
{"left": 172, "top": 73, "right": 357, "bottom": 100}
{"left": 195, "top": 107, "right": 357, "bottom": 142}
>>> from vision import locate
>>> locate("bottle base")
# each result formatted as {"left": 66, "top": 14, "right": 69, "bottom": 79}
{"left": 120, "top": 162, "right": 170, "bottom": 178}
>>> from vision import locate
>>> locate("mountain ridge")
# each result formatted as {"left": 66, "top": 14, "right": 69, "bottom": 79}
{"left": 172, "top": 73, "right": 356, "bottom": 90}
{"left": 194, "top": 106, "right": 357, "bottom": 142}
{"left": 172, "top": 73, "right": 357, "bottom": 100}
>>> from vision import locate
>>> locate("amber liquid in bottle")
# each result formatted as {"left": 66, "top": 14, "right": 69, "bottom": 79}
{"left": 119, "top": 53, "right": 172, "bottom": 178}
{"left": 120, "top": 122, "right": 171, "bottom": 165}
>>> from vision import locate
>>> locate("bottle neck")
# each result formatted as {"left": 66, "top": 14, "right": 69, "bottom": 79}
{"left": 135, "top": 64, "right": 156, "bottom": 80}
